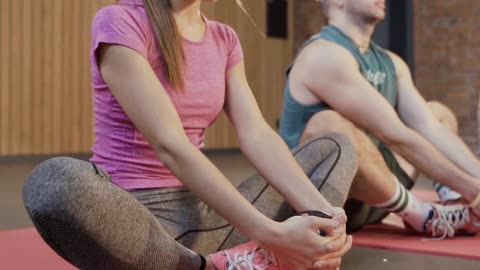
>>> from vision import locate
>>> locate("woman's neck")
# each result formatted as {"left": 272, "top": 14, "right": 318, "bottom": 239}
{"left": 171, "top": 0, "right": 205, "bottom": 42}
{"left": 171, "top": 0, "right": 202, "bottom": 24}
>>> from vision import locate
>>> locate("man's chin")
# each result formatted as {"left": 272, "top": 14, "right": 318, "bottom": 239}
{"left": 370, "top": 10, "right": 386, "bottom": 22}
{"left": 364, "top": 16, "right": 384, "bottom": 25}
{"left": 373, "top": 12, "right": 386, "bottom": 22}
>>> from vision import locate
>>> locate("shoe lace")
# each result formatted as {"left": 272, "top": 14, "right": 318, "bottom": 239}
{"left": 225, "top": 246, "right": 278, "bottom": 270}
{"left": 429, "top": 205, "right": 470, "bottom": 240}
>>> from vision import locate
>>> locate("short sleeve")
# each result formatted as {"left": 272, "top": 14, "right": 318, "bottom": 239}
{"left": 224, "top": 26, "right": 244, "bottom": 71}
{"left": 91, "top": 6, "right": 148, "bottom": 62}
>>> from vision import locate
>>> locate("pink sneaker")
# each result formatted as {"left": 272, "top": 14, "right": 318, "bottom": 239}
{"left": 210, "top": 241, "right": 284, "bottom": 270}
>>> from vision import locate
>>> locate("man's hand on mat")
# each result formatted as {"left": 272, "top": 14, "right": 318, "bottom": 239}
{"left": 257, "top": 215, "right": 346, "bottom": 269}
{"left": 469, "top": 193, "right": 480, "bottom": 217}
{"left": 472, "top": 205, "right": 480, "bottom": 217}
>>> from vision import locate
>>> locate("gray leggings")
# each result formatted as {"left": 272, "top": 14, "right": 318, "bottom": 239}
{"left": 23, "top": 135, "right": 356, "bottom": 270}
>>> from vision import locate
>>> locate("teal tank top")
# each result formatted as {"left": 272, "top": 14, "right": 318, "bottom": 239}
{"left": 279, "top": 25, "right": 398, "bottom": 148}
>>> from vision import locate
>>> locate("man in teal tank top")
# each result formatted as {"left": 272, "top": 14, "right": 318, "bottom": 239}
{"left": 280, "top": 0, "right": 480, "bottom": 238}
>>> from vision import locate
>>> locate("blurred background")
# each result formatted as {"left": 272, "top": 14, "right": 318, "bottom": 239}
{"left": 1, "top": 0, "right": 478, "bottom": 157}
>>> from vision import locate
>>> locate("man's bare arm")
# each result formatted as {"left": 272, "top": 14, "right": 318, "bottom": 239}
{"left": 299, "top": 41, "right": 480, "bottom": 202}
{"left": 390, "top": 52, "right": 480, "bottom": 179}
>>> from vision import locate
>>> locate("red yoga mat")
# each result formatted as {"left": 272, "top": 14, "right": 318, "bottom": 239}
{"left": 352, "top": 191, "right": 480, "bottom": 260}
{"left": 1, "top": 191, "right": 478, "bottom": 269}
{"left": 0, "top": 228, "right": 77, "bottom": 270}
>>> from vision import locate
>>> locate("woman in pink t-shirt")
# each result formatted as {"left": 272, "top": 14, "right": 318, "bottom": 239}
{"left": 23, "top": 0, "right": 357, "bottom": 269}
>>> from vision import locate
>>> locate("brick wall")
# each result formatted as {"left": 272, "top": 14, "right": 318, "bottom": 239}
{"left": 294, "top": 0, "right": 479, "bottom": 151}
{"left": 415, "top": 1, "right": 479, "bottom": 151}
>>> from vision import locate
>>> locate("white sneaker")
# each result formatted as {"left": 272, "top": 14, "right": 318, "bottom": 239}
{"left": 434, "top": 183, "right": 462, "bottom": 202}
{"left": 424, "top": 203, "right": 480, "bottom": 239}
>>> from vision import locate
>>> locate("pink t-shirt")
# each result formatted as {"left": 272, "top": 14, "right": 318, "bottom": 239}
{"left": 89, "top": 0, "right": 244, "bottom": 190}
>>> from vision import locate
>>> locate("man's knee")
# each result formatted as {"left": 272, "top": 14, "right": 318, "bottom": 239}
{"left": 428, "top": 101, "right": 458, "bottom": 133}
{"left": 303, "top": 110, "right": 356, "bottom": 141}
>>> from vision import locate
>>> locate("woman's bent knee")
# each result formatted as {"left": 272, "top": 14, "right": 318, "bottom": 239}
{"left": 326, "top": 133, "right": 358, "bottom": 172}
{"left": 23, "top": 157, "right": 95, "bottom": 210}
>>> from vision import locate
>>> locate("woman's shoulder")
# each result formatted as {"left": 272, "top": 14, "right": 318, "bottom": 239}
{"left": 93, "top": 3, "right": 147, "bottom": 27}
{"left": 206, "top": 19, "right": 239, "bottom": 40}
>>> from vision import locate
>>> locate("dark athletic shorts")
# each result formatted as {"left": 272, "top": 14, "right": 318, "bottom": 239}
{"left": 344, "top": 142, "right": 415, "bottom": 232}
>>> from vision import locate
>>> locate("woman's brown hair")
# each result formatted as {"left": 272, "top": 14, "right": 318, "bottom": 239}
{"left": 144, "top": 0, "right": 184, "bottom": 91}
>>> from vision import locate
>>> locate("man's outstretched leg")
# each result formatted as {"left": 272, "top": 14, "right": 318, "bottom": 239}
{"left": 427, "top": 101, "right": 463, "bottom": 202}
{"left": 300, "top": 110, "right": 477, "bottom": 238}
